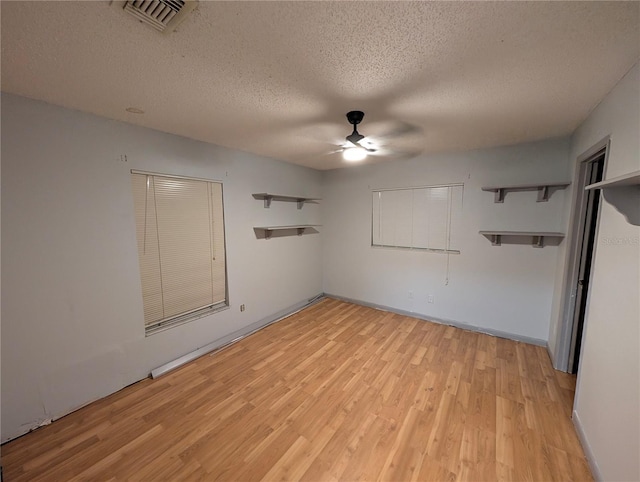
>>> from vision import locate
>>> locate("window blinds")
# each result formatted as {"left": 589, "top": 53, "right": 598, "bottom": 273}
{"left": 372, "top": 184, "right": 464, "bottom": 252}
{"left": 131, "top": 172, "right": 227, "bottom": 332}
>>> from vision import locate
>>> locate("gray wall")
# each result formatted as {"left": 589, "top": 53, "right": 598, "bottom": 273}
{"left": 1, "top": 94, "right": 323, "bottom": 442}
{"left": 559, "top": 62, "right": 639, "bottom": 481}
{"left": 322, "top": 138, "right": 571, "bottom": 343}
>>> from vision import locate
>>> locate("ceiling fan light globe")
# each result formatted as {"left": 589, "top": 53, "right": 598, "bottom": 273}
{"left": 343, "top": 147, "right": 367, "bottom": 162}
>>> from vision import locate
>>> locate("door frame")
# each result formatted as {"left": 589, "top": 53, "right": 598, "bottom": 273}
{"left": 553, "top": 136, "right": 610, "bottom": 373}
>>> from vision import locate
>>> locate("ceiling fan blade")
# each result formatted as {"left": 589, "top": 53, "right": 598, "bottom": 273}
{"left": 358, "top": 139, "right": 377, "bottom": 152}
{"left": 296, "top": 122, "right": 347, "bottom": 144}
{"left": 297, "top": 148, "right": 343, "bottom": 165}
{"left": 346, "top": 125, "right": 377, "bottom": 152}
{"left": 369, "top": 147, "right": 421, "bottom": 160}
{"left": 345, "top": 138, "right": 377, "bottom": 153}
{"left": 368, "top": 120, "right": 422, "bottom": 142}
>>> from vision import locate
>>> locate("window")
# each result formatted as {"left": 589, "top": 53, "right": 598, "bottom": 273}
{"left": 372, "top": 184, "right": 464, "bottom": 253}
{"left": 131, "top": 171, "right": 227, "bottom": 335}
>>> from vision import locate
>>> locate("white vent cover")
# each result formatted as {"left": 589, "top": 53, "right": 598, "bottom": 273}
{"left": 123, "top": 0, "right": 197, "bottom": 33}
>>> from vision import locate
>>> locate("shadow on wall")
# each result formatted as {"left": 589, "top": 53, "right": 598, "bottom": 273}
{"left": 602, "top": 187, "right": 640, "bottom": 226}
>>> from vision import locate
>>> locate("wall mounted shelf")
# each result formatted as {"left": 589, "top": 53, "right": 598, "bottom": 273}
{"left": 252, "top": 193, "right": 321, "bottom": 209}
{"left": 585, "top": 170, "right": 640, "bottom": 190}
{"left": 479, "top": 230, "right": 564, "bottom": 248}
{"left": 585, "top": 170, "right": 640, "bottom": 226}
{"left": 254, "top": 225, "right": 321, "bottom": 240}
{"left": 482, "top": 182, "right": 570, "bottom": 203}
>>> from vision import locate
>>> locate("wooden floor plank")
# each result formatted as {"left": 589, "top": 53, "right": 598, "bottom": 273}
{"left": 1, "top": 298, "right": 592, "bottom": 481}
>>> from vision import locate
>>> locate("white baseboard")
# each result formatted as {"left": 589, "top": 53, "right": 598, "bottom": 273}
{"left": 572, "top": 410, "right": 603, "bottom": 482}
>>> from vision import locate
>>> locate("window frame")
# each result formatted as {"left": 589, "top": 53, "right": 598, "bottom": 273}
{"left": 131, "top": 170, "right": 229, "bottom": 336}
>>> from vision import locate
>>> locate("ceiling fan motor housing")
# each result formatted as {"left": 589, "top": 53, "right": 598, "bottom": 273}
{"left": 346, "top": 110, "right": 364, "bottom": 125}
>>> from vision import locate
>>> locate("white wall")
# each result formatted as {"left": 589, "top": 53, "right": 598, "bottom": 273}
{"left": 566, "top": 63, "right": 639, "bottom": 481}
{"left": 1, "top": 93, "right": 323, "bottom": 442}
{"left": 322, "top": 138, "right": 571, "bottom": 343}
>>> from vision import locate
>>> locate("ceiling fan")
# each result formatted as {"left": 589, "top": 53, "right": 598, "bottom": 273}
{"left": 298, "top": 110, "right": 422, "bottom": 165}
{"left": 343, "top": 110, "right": 375, "bottom": 161}
{"left": 339, "top": 110, "right": 421, "bottom": 162}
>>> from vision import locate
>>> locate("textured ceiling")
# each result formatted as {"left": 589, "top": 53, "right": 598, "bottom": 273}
{"left": 1, "top": 1, "right": 639, "bottom": 170}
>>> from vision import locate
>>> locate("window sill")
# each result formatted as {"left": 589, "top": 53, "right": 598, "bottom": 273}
{"left": 372, "top": 244, "right": 460, "bottom": 254}
{"left": 145, "top": 302, "right": 230, "bottom": 336}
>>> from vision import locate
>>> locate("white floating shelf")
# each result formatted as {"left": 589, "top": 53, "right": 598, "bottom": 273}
{"left": 481, "top": 182, "right": 570, "bottom": 203}
{"left": 253, "top": 193, "right": 321, "bottom": 209}
{"left": 585, "top": 170, "right": 640, "bottom": 190}
{"left": 479, "top": 231, "right": 565, "bottom": 248}
{"left": 254, "top": 225, "right": 321, "bottom": 239}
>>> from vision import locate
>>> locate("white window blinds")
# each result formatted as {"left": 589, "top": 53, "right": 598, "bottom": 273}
{"left": 131, "top": 172, "right": 227, "bottom": 333}
{"left": 372, "top": 184, "right": 464, "bottom": 252}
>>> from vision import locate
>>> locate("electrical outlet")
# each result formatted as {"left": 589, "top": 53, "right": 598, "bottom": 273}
{"left": 427, "top": 295, "right": 434, "bottom": 304}
{"left": 240, "top": 304, "right": 245, "bottom": 312}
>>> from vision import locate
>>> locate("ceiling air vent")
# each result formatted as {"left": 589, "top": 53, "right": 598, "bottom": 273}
{"left": 123, "top": 0, "right": 197, "bottom": 33}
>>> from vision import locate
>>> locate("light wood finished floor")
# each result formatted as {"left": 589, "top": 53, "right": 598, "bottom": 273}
{"left": 2, "top": 298, "right": 592, "bottom": 481}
